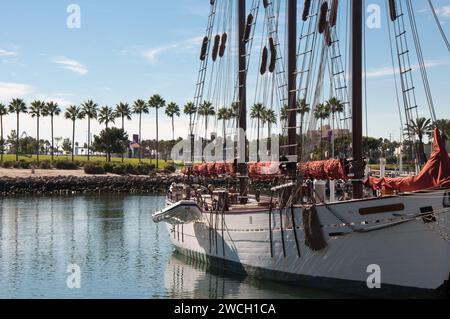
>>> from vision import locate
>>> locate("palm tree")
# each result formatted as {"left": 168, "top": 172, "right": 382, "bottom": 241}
{"left": 132, "top": 99, "right": 149, "bottom": 162}
{"left": 297, "top": 99, "right": 311, "bottom": 158}
{"left": 29, "top": 100, "right": 46, "bottom": 161}
{"left": 98, "top": 106, "right": 116, "bottom": 129}
{"left": 218, "top": 107, "right": 232, "bottom": 161}
{"left": 0, "top": 103, "right": 8, "bottom": 161}
{"left": 198, "top": 101, "right": 215, "bottom": 161}
{"left": 64, "top": 106, "right": 84, "bottom": 162}
{"left": 165, "top": 102, "right": 181, "bottom": 141}
{"left": 148, "top": 94, "right": 166, "bottom": 168}
{"left": 250, "top": 103, "right": 266, "bottom": 162}
{"left": 8, "top": 98, "right": 27, "bottom": 161}
{"left": 183, "top": 102, "right": 197, "bottom": 136}
{"left": 198, "top": 101, "right": 215, "bottom": 141}
{"left": 433, "top": 119, "right": 450, "bottom": 142}
{"left": 262, "top": 108, "right": 277, "bottom": 157}
{"left": 405, "top": 117, "right": 433, "bottom": 165}
{"left": 314, "top": 103, "right": 329, "bottom": 159}
{"left": 115, "top": 102, "right": 132, "bottom": 162}
{"left": 42, "top": 102, "right": 61, "bottom": 161}
{"left": 326, "top": 97, "right": 344, "bottom": 130}
{"left": 81, "top": 100, "right": 98, "bottom": 161}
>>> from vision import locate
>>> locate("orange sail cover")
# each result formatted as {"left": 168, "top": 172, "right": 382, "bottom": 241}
{"left": 298, "top": 159, "right": 348, "bottom": 180}
{"left": 367, "top": 129, "right": 450, "bottom": 192}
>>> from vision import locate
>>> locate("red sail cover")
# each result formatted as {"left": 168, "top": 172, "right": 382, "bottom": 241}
{"left": 298, "top": 159, "right": 348, "bottom": 180}
{"left": 367, "top": 129, "right": 450, "bottom": 192}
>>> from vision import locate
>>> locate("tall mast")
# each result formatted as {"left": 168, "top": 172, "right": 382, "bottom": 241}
{"left": 287, "top": 0, "right": 297, "bottom": 176}
{"left": 351, "top": 0, "right": 364, "bottom": 199}
{"left": 238, "top": 0, "right": 248, "bottom": 203}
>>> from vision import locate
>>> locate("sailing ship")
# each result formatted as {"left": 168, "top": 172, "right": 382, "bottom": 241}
{"left": 153, "top": 0, "right": 450, "bottom": 297}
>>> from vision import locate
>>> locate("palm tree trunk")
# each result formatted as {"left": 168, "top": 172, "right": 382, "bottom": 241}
{"left": 172, "top": 116, "right": 174, "bottom": 141}
{"left": 16, "top": 112, "right": 19, "bottom": 161}
{"left": 257, "top": 118, "right": 260, "bottom": 162}
{"left": 1, "top": 115, "right": 3, "bottom": 162}
{"left": 87, "top": 118, "right": 91, "bottom": 161}
{"left": 156, "top": 108, "right": 159, "bottom": 168}
{"left": 51, "top": 115, "right": 54, "bottom": 161}
{"left": 223, "top": 119, "right": 226, "bottom": 162}
{"left": 299, "top": 114, "right": 304, "bottom": 160}
{"left": 122, "top": 116, "right": 125, "bottom": 162}
{"left": 267, "top": 123, "right": 271, "bottom": 157}
{"left": 72, "top": 120, "right": 76, "bottom": 162}
{"left": 320, "top": 118, "right": 323, "bottom": 160}
{"left": 37, "top": 116, "right": 40, "bottom": 161}
{"left": 139, "top": 113, "right": 142, "bottom": 163}
{"left": 105, "top": 122, "right": 109, "bottom": 162}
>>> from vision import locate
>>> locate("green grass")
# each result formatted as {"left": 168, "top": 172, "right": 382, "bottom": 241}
{"left": 0, "top": 154, "right": 175, "bottom": 168}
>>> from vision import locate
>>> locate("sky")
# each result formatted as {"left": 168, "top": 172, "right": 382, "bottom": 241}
{"left": 0, "top": 0, "right": 449, "bottom": 145}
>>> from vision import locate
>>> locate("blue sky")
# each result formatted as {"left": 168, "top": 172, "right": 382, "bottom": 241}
{"left": 0, "top": 0, "right": 449, "bottom": 144}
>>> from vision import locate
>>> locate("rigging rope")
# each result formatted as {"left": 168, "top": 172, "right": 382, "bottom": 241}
{"left": 406, "top": 0, "right": 437, "bottom": 123}
{"left": 427, "top": 0, "right": 450, "bottom": 53}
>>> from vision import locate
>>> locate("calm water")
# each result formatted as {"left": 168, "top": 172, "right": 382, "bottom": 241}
{"left": 0, "top": 195, "right": 345, "bottom": 299}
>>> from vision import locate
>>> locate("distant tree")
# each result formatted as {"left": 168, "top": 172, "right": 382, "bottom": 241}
{"left": 405, "top": 117, "right": 433, "bottom": 165}
{"left": 183, "top": 102, "right": 197, "bottom": 136}
{"left": 148, "top": 94, "right": 166, "bottom": 168}
{"left": 81, "top": 100, "right": 98, "bottom": 161}
{"left": 250, "top": 103, "right": 266, "bottom": 161}
{"left": 64, "top": 105, "right": 84, "bottom": 161}
{"left": 62, "top": 138, "right": 72, "bottom": 154}
{"left": 92, "top": 127, "right": 129, "bottom": 162}
{"left": 8, "top": 98, "right": 27, "bottom": 161}
{"left": 29, "top": 100, "right": 46, "bottom": 161}
{"left": 0, "top": 103, "right": 8, "bottom": 161}
{"left": 132, "top": 99, "right": 149, "bottom": 162}
{"left": 165, "top": 102, "right": 181, "bottom": 141}
{"left": 98, "top": 106, "right": 116, "bottom": 129}
{"left": 43, "top": 102, "right": 61, "bottom": 161}
{"left": 115, "top": 102, "right": 132, "bottom": 162}
{"left": 432, "top": 119, "right": 450, "bottom": 143}
{"left": 314, "top": 103, "right": 329, "bottom": 159}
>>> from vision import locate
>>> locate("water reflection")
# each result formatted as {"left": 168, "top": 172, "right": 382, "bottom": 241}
{"left": 0, "top": 195, "right": 346, "bottom": 299}
{"left": 164, "top": 253, "right": 347, "bottom": 299}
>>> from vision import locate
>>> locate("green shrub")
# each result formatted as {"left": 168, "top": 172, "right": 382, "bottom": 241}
{"left": 2, "top": 161, "right": 14, "bottom": 168}
{"left": 38, "top": 160, "right": 53, "bottom": 169}
{"left": 18, "top": 160, "right": 31, "bottom": 169}
{"left": 135, "top": 163, "right": 155, "bottom": 175}
{"left": 165, "top": 164, "right": 177, "bottom": 173}
{"left": 110, "top": 163, "right": 126, "bottom": 175}
{"left": 103, "top": 162, "right": 114, "bottom": 173}
{"left": 83, "top": 163, "right": 105, "bottom": 175}
{"left": 54, "top": 160, "right": 78, "bottom": 170}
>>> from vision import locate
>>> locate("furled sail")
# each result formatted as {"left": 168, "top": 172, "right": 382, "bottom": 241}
{"left": 367, "top": 129, "right": 450, "bottom": 192}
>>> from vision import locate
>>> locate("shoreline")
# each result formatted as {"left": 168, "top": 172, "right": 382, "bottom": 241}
{"left": 0, "top": 168, "right": 183, "bottom": 195}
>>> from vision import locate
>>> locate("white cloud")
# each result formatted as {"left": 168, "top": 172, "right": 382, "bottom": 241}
{"left": 52, "top": 57, "right": 88, "bottom": 75}
{"left": 0, "top": 49, "right": 17, "bottom": 57}
{"left": 143, "top": 36, "right": 204, "bottom": 64}
{"left": 144, "top": 44, "right": 178, "bottom": 64}
{"left": 0, "top": 82, "right": 34, "bottom": 100}
{"left": 365, "top": 60, "right": 450, "bottom": 78}
{"left": 435, "top": 5, "right": 450, "bottom": 18}
{"left": 31, "top": 93, "right": 74, "bottom": 107}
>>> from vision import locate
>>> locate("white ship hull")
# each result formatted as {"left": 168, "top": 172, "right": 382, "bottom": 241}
{"left": 163, "top": 189, "right": 450, "bottom": 297}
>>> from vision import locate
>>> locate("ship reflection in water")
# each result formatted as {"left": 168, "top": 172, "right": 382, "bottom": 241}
{"left": 165, "top": 252, "right": 350, "bottom": 299}
{"left": 0, "top": 194, "right": 349, "bottom": 298}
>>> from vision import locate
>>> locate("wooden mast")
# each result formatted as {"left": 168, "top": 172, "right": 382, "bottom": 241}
{"left": 287, "top": 0, "right": 298, "bottom": 176}
{"left": 238, "top": 0, "right": 249, "bottom": 204}
{"left": 351, "top": 0, "right": 364, "bottom": 199}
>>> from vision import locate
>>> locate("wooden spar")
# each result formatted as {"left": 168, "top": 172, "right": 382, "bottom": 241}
{"left": 351, "top": 0, "right": 364, "bottom": 199}
{"left": 238, "top": 0, "right": 248, "bottom": 204}
{"left": 287, "top": 0, "right": 297, "bottom": 176}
